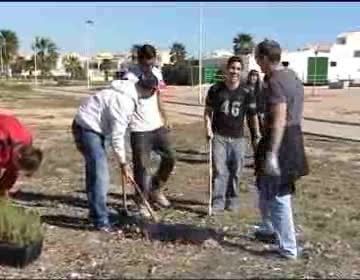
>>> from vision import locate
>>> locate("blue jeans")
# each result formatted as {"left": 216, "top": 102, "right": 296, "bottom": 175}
{"left": 212, "top": 134, "right": 245, "bottom": 211}
{"left": 257, "top": 176, "right": 298, "bottom": 257}
{"left": 72, "top": 121, "right": 110, "bottom": 228}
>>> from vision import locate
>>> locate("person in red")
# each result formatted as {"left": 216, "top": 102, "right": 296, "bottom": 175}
{"left": 0, "top": 114, "right": 43, "bottom": 197}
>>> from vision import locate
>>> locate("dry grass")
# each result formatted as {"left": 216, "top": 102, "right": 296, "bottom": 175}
{"left": 0, "top": 88, "right": 358, "bottom": 278}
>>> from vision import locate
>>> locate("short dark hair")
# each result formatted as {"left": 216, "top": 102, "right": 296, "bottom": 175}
{"left": 226, "top": 56, "right": 243, "bottom": 69}
{"left": 247, "top": 69, "right": 260, "bottom": 82}
{"left": 255, "top": 39, "right": 282, "bottom": 63}
{"left": 138, "top": 44, "right": 157, "bottom": 61}
{"left": 17, "top": 145, "right": 43, "bottom": 172}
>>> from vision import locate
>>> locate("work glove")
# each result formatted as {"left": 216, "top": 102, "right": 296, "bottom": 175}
{"left": 206, "top": 127, "right": 214, "bottom": 140}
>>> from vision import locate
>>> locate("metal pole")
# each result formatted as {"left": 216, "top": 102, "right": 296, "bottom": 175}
{"left": 312, "top": 47, "right": 318, "bottom": 96}
{"left": 85, "top": 20, "right": 94, "bottom": 89}
{"left": 34, "top": 39, "right": 38, "bottom": 87}
{"left": 198, "top": 3, "right": 203, "bottom": 104}
{"left": 86, "top": 24, "right": 90, "bottom": 89}
{"left": 0, "top": 38, "right": 3, "bottom": 75}
{"left": 87, "top": 57, "right": 90, "bottom": 89}
{"left": 3, "top": 39, "right": 7, "bottom": 77}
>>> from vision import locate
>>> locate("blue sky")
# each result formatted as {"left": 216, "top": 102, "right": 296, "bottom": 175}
{"left": 1, "top": 2, "right": 360, "bottom": 57}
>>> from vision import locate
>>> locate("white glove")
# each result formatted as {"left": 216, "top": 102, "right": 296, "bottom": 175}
{"left": 206, "top": 128, "right": 214, "bottom": 140}
{"left": 264, "top": 151, "right": 281, "bottom": 176}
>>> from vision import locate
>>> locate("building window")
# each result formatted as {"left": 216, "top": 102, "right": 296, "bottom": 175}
{"left": 330, "top": 61, "right": 337, "bottom": 67}
{"left": 282, "top": 61, "right": 289, "bottom": 67}
{"left": 336, "top": 37, "right": 346, "bottom": 45}
{"left": 354, "top": 50, "right": 360, "bottom": 57}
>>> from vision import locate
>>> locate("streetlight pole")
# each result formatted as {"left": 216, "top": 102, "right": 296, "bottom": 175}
{"left": 33, "top": 38, "right": 38, "bottom": 87}
{"left": 3, "top": 39, "right": 6, "bottom": 77}
{"left": 0, "top": 40, "right": 4, "bottom": 77}
{"left": 34, "top": 48, "right": 38, "bottom": 86}
{"left": 312, "top": 46, "right": 318, "bottom": 96}
{"left": 0, "top": 39, "right": 3, "bottom": 76}
{"left": 85, "top": 19, "right": 94, "bottom": 89}
{"left": 198, "top": 3, "right": 203, "bottom": 105}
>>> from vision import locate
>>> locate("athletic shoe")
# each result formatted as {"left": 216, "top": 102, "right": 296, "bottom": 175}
{"left": 150, "top": 190, "right": 171, "bottom": 208}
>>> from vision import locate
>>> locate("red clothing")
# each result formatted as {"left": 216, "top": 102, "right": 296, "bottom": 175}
{"left": 0, "top": 114, "right": 32, "bottom": 195}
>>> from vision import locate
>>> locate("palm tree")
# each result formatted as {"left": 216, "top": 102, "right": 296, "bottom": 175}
{"left": 170, "top": 42, "right": 187, "bottom": 64}
{"left": 32, "top": 36, "right": 59, "bottom": 76}
{"left": 0, "top": 30, "right": 19, "bottom": 75}
{"left": 100, "top": 58, "right": 113, "bottom": 81}
{"left": 10, "top": 56, "right": 26, "bottom": 75}
{"left": 233, "top": 33, "right": 255, "bottom": 73}
{"left": 62, "top": 54, "right": 84, "bottom": 79}
{"left": 129, "top": 44, "right": 142, "bottom": 63}
{"left": 25, "top": 57, "right": 35, "bottom": 77}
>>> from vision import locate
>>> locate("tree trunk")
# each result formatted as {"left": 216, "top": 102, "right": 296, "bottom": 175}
{"left": 240, "top": 54, "right": 250, "bottom": 74}
{"left": 240, "top": 54, "right": 250, "bottom": 82}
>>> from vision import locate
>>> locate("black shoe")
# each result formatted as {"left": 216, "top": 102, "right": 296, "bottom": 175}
{"left": 225, "top": 204, "right": 240, "bottom": 213}
{"left": 254, "top": 230, "right": 277, "bottom": 244}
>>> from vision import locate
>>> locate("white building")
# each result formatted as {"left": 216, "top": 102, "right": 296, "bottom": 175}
{"left": 261, "top": 30, "right": 360, "bottom": 85}
{"left": 280, "top": 46, "right": 331, "bottom": 84}
{"left": 328, "top": 31, "right": 360, "bottom": 83}
{"left": 202, "top": 49, "right": 233, "bottom": 67}
{"left": 156, "top": 49, "right": 171, "bottom": 67}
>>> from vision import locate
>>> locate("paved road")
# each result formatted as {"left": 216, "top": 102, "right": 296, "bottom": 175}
{"left": 162, "top": 85, "right": 360, "bottom": 142}
{"left": 37, "top": 84, "right": 360, "bottom": 142}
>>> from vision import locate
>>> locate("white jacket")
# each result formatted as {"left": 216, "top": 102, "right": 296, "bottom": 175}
{"left": 74, "top": 80, "right": 138, "bottom": 164}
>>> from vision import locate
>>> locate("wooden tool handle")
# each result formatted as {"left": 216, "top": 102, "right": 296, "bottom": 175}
{"left": 127, "top": 175, "right": 159, "bottom": 223}
{"left": 208, "top": 139, "right": 213, "bottom": 216}
{"left": 121, "top": 172, "right": 127, "bottom": 211}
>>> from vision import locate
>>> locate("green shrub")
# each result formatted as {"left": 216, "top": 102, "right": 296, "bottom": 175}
{"left": 0, "top": 199, "right": 44, "bottom": 246}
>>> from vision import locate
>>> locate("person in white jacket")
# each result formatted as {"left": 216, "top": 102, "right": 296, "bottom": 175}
{"left": 71, "top": 74, "right": 159, "bottom": 232}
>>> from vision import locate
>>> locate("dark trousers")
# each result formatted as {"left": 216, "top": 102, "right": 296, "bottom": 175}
{"left": 130, "top": 127, "right": 176, "bottom": 200}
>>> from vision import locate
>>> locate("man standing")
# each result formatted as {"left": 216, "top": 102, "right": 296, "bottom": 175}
{"left": 0, "top": 114, "right": 43, "bottom": 197}
{"left": 254, "top": 39, "right": 309, "bottom": 260}
{"left": 124, "top": 44, "right": 176, "bottom": 218}
{"left": 72, "top": 75, "right": 159, "bottom": 231}
{"left": 204, "top": 56, "right": 261, "bottom": 213}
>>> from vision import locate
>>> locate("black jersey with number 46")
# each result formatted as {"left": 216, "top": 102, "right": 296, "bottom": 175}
{"left": 206, "top": 81, "right": 257, "bottom": 138}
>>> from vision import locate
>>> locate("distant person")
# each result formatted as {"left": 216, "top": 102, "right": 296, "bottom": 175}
{"left": 247, "top": 69, "right": 266, "bottom": 135}
{"left": 254, "top": 39, "right": 309, "bottom": 260}
{"left": 0, "top": 114, "right": 43, "bottom": 197}
{"left": 204, "top": 56, "right": 261, "bottom": 213}
{"left": 72, "top": 74, "right": 159, "bottom": 232}
{"left": 123, "top": 44, "right": 176, "bottom": 218}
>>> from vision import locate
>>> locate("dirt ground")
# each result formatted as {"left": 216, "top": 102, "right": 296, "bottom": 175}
{"left": 0, "top": 84, "right": 359, "bottom": 278}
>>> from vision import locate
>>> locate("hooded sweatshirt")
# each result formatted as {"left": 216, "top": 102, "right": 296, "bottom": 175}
{"left": 74, "top": 80, "right": 138, "bottom": 164}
